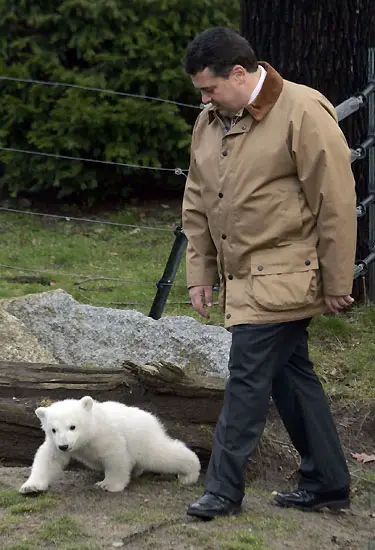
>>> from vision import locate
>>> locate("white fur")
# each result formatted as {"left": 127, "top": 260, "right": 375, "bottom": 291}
{"left": 19, "top": 396, "right": 201, "bottom": 494}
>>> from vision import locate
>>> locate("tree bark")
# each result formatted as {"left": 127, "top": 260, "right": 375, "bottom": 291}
{"left": 240, "top": 0, "right": 374, "bottom": 300}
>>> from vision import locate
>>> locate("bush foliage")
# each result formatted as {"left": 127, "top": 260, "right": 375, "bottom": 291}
{"left": 0, "top": 0, "right": 239, "bottom": 201}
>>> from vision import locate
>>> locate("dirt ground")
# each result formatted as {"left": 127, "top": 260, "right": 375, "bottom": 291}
{"left": 0, "top": 459, "right": 374, "bottom": 550}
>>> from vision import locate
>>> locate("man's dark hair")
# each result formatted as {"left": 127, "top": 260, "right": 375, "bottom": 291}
{"left": 183, "top": 27, "right": 258, "bottom": 78}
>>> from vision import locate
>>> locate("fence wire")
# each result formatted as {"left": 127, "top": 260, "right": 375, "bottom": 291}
{"left": 0, "top": 206, "right": 175, "bottom": 232}
{"left": 0, "top": 146, "right": 188, "bottom": 174}
{"left": 0, "top": 75, "right": 201, "bottom": 110}
{"left": 0, "top": 262, "right": 187, "bottom": 288}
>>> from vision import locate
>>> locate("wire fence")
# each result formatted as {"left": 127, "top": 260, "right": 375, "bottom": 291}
{"left": 0, "top": 222, "right": 193, "bottom": 311}
{"left": 0, "top": 74, "right": 196, "bottom": 174}
{"left": 0, "top": 74, "right": 197, "bottom": 312}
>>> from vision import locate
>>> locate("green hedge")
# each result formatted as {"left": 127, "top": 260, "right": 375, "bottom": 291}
{"left": 0, "top": 0, "right": 239, "bottom": 201}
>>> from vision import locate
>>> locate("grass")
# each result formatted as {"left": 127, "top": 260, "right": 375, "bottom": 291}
{"left": 222, "top": 531, "right": 270, "bottom": 550}
{"left": 0, "top": 206, "right": 195, "bottom": 317}
{"left": 167, "top": 503, "right": 300, "bottom": 550}
{"left": 308, "top": 310, "right": 375, "bottom": 399}
{"left": 1, "top": 542, "right": 40, "bottom": 550}
{"left": 172, "top": 523, "right": 275, "bottom": 550}
{"left": 38, "top": 515, "right": 98, "bottom": 549}
{"left": 1, "top": 203, "right": 375, "bottom": 401}
{"left": 215, "top": 513, "right": 299, "bottom": 546}
{"left": 0, "top": 519, "right": 98, "bottom": 550}
{"left": 165, "top": 523, "right": 271, "bottom": 550}
{"left": 113, "top": 505, "right": 176, "bottom": 524}
{"left": 0, "top": 489, "right": 56, "bottom": 513}
{"left": 0, "top": 488, "right": 57, "bottom": 541}
{"left": 8, "top": 498, "right": 56, "bottom": 515}
{"left": 0, "top": 488, "right": 98, "bottom": 549}
{"left": 0, "top": 490, "right": 27, "bottom": 507}
{"left": 0, "top": 515, "right": 20, "bottom": 535}
{"left": 237, "top": 515, "right": 299, "bottom": 537}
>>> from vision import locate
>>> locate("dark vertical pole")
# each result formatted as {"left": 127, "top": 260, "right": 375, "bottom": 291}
{"left": 148, "top": 225, "right": 187, "bottom": 320}
{"left": 368, "top": 47, "right": 375, "bottom": 300}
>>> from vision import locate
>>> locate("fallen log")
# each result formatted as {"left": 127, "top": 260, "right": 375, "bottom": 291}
{"left": 0, "top": 360, "right": 225, "bottom": 464}
{"left": 1, "top": 360, "right": 373, "bottom": 476}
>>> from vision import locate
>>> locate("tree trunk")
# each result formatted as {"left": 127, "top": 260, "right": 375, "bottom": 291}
{"left": 240, "top": 0, "right": 373, "bottom": 300}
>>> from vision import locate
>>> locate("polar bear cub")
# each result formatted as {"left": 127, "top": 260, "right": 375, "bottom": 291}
{"left": 19, "top": 396, "right": 201, "bottom": 494}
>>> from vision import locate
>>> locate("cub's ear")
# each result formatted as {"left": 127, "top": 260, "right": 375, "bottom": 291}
{"left": 35, "top": 407, "right": 47, "bottom": 420}
{"left": 80, "top": 396, "right": 94, "bottom": 411}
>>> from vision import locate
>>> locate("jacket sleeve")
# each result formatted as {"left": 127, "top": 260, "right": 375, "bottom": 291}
{"left": 291, "top": 95, "right": 357, "bottom": 296}
{"left": 182, "top": 119, "right": 218, "bottom": 288}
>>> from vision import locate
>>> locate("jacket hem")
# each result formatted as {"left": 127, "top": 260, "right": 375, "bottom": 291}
{"left": 223, "top": 304, "right": 329, "bottom": 328}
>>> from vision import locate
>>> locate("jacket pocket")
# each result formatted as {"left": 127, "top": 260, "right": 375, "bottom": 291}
{"left": 250, "top": 245, "right": 319, "bottom": 312}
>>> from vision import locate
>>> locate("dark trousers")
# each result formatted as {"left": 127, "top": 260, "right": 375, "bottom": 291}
{"left": 204, "top": 318, "right": 350, "bottom": 504}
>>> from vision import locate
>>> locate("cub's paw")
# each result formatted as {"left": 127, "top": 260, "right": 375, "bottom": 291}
{"left": 19, "top": 480, "right": 49, "bottom": 494}
{"left": 95, "top": 480, "right": 125, "bottom": 493}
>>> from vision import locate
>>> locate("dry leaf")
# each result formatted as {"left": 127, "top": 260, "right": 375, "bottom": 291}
{"left": 351, "top": 452, "right": 375, "bottom": 464}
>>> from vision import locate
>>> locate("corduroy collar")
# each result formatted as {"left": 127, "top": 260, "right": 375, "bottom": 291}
{"left": 207, "top": 62, "right": 284, "bottom": 123}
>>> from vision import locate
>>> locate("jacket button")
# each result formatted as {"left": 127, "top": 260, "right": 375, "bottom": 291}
{"left": 257, "top": 265, "right": 264, "bottom": 271}
{"left": 222, "top": 234, "right": 227, "bottom": 240}
{"left": 218, "top": 192, "right": 223, "bottom": 198}
{"left": 228, "top": 273, "right": 233, "bottom": 280}
{"left": 305, "top": 259, "right": 311, "bottom": 266}
{"left": 226, "top": 313, "right": 231, "bottom": 319}
{"left": 222, "top": 151, "right": 228, "bottom": 157}
{"left": 241, "top": 126, "right": 247, "bottom": 130}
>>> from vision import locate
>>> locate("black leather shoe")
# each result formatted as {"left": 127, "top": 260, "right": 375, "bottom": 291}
{"left": 274, "top": 488, "right": 350, "bottom": 512}
{"left": 187, "top": 492, "right": 241, "bottom": 520}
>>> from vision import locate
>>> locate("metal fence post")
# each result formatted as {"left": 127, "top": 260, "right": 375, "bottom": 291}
{"left": 368, "top": 47, "right": 375, "bottom": 300}
{"left": 148, "top": 224, "right": 188, "bottom": 320}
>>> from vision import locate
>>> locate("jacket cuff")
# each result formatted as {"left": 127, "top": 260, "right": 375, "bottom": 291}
{"left": 186, "top": 266, "right": 218, "bottom": 288}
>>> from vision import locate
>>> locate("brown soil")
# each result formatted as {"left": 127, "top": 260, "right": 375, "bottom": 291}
{"left": 0, "top": 463, "right": 374, "bottom": 550}
{"left": 1, "top": 404, "right": 374, "bottom": 550}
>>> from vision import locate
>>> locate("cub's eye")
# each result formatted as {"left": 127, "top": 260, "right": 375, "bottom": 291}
{"left": 70, "top": 425, "right": 76, "bottom": 431}
{"left": 52, "top": 428, "right": 56, "bottom": 433}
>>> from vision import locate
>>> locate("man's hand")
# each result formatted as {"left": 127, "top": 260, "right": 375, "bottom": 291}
{"left": 325, "top": 295, "right": 354, "bottom": 315}
{"left": 189, "top": 285, "right": 213, "bottom": 318}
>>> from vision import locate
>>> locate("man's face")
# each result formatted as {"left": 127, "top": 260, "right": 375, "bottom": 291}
{"left": 192, "top": 66, "right": 245, "bottom": 114}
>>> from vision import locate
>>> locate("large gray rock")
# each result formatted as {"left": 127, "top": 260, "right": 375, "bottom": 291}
{"left": 2, "top": 290, "right": 231, "bottom": 377}
{"left": 0, "top": 308, "right": 57, "bottom": 363}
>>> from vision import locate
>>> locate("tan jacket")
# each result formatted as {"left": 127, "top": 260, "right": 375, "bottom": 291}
{"left": 182, "top": 62, "right": 357, "bottom": 327}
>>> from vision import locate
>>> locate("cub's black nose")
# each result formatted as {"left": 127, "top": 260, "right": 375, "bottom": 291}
{"left": 59, "top": 445, "right": 69, "bottom": 451}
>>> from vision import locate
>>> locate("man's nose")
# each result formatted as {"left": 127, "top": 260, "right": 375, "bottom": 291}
{"left": 59, "top": 444, "right": 69, "bottom": 451}
{"left": 201, "top": 92, "right": 211, "bottom": 104}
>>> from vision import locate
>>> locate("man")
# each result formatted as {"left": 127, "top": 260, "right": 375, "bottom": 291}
{"left": 182, "top": 27, "right": 357, "bottom": 520}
